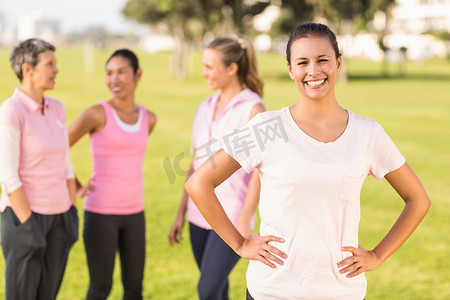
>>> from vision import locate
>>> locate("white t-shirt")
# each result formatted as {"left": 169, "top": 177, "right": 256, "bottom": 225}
{"left": 222, "top": 107, "right": 406, "bottom": 300}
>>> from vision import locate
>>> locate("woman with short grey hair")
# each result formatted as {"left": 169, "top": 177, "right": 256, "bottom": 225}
{"left": 0, "top": 38, "right": 78, "bottom": 300}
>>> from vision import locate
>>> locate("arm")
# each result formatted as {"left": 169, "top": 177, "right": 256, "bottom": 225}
{"left": 235, "top": 102, "right": 266, "bottom": 238}
{"left": 68, "top": 104, "right": 105, "bottom": 146}
{"left": 67, "top": 178, "right": 77, "bottom": 207}
{"left": 185, "top": 149, "right": 287, "bottom": 268}
{"left": 236, "top": 168, "right": 260, "bottom": 238}
{"left": 68, "top": 105, "right": 105, "bottom": 194}
{"left": 338, "top": 163, "right": 431, "bottom": 278}
{"left": 63, "top": 127, "right": 76, "bottom": 206}
{"left": 147, "top": 109, "right": 157, "bottom": 135}
{"left": 0, "top": 107, "right": 31, "bottom": 223}
{"left": 168, "top": 162, "right": 194, "bottom": 245}
{"left": 7, "top": 188, "right": 32, "bottom": 223}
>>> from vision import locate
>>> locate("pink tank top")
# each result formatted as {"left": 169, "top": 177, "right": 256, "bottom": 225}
{"left": 84, "top": 101, "right": 149, "bottom": 215}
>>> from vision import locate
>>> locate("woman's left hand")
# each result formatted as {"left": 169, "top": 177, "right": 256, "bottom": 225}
{"left": 337, "top": 245, "right": 383, "bottom": 278}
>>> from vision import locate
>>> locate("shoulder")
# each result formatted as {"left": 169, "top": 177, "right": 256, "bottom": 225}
{"left": 46, "top": 97, "right": 68, "bottom": 118}
{"left": 0, "top": 97, "right": 23, "bottom": 124}
{"left": 46, "top": 96, "right": 63, "bottom": 108}
{"left": 192, "top": 94, "right": 215, "bottom": 120}
{"left": 145, "top": 108, "right": 157, "bottom": 125}
{"left": 85, "top": 103, "right": 106, "bottom": 120}
{"left": 240, "top": 88, "right": 263, "bottom": 104}
{"left": 143, "top": 108, "right": 157, "bottom": 134}
{"left": 258, "top": 109, "right": 285, "bottom": 120}
{"left": 78, "top": 103, "right": 106, "bottom": 130}
{"left": 246, "top": 109, "right": 284, "bottom": 127}
{"left": 197, "top": 94, "right": 215, "bottom": 111}
{"left": 348, "top": 111, "right": 392, "bottom": 148}
{"left": 349, "top": 110, "right": 379, "bottom": 131}
{"left": 0, "top": 97, "right": 20, "bottom": 114}
{"left": 249, "top": 102, "right": 266, "bottom": 120}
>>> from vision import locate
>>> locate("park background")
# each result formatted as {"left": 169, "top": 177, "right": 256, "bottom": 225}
{"left": 1, "top": 0, "right": 450, "bottom": 299}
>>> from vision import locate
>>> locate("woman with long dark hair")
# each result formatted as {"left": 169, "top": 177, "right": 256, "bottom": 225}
{"left": 69, "top": 49, "right": 157, "bottom": 299}
{"left": 185, "top": 23, "right": 430, "bottom": 299}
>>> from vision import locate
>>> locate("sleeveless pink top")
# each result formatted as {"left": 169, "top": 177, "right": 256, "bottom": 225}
{"left": 84, "top": 101, "right": 149, "bottom": 215}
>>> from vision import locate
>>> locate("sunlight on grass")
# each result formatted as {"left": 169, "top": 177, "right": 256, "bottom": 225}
{"left": 0, "top": 47, "right": 449, "bottom": 299}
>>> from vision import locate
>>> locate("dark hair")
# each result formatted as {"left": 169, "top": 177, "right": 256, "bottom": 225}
{"left": 106, "top": 49, "right": 140, "bottom": 74}
{"left": 207, "top": 36, "right": 264, "bottom": 97}
{"left": 286, "top": 22, "right": 341, "bottom": 65}
{"left": 10, "top": 38, "right": 56, "bottom": 81}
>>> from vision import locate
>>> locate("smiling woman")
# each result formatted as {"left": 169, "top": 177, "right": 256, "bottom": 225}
{"left": 184, "top": 22, "right": 431, "bottom": 300}
{"left": 68, "top": 49, "right": 157, "bottom": 300}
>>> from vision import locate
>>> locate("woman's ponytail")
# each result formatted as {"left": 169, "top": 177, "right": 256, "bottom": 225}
{"left": 207, "top": 37, "right": 264, "bottom": 97}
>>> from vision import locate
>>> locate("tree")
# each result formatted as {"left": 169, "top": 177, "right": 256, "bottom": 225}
{"left": 122, "top": 0, "right": 270, "bottom": 80}
{"left": 271, "top": 0, "right": 396, "bottom": 81}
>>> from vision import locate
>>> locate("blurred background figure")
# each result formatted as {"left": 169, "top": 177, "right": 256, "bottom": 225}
{"left": 168, "top": 36, "right": 265, "bottom": 300}
{"left": 69, "top": 49, "right": 157, "bottom": 300}
{"left": 0, "top": 38, "right": 78, "bottom": 300}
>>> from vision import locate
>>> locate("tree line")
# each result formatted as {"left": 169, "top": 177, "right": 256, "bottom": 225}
{"left": 122, "top": 0, "right": 395, "bottom": 80}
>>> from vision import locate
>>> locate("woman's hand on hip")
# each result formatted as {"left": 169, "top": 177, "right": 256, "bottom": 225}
{"left": 236, "top": 234, "right": 287, "bottom": 269}
{"left": 338, "top": 245, "right": 383, "bottom": 278}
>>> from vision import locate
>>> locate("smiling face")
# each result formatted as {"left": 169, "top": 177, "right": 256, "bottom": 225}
{"left": 28, "top": 50, "right": 58, "bottom": 91}
{"left": 288, "top": 36, "right": 342, "bottom": 102}
{"left": 105, "top": 56, "right": 141, "bottom": 99}
{"left": 202, "top": 48, "right": 235, "bottom": 91}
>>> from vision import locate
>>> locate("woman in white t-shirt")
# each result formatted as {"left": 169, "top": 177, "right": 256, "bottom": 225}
{"left": 185, "top": 22, "right": 431, "bottom": 300}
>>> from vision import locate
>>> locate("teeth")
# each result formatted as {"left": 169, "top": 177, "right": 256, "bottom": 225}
{"left": 306, "top": 79, "right": 325, "bottom": 86}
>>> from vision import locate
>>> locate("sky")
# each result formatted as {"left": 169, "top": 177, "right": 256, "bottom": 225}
{"left": 0, "top": 0, "right": 143, "bottom": 34}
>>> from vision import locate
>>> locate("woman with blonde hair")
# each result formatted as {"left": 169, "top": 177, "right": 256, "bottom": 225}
{"left": 168, "top": 36, "right": 265, "bottom": 299}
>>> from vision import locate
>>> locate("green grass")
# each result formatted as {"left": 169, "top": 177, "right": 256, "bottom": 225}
{"left": 0, "top": 47, "right": 449, "bottom": 299}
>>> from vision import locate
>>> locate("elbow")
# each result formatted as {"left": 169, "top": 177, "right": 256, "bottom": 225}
{"left": 414, "top": 194, "right": 431, "bottom": 218}
{"left": 184, "top": 176, "right": 194, "bottom": 198}
{"left": 184, "top": 172, "right": 200, "bottom": 200}
{"left": 424, "top": 195, "right": 431, "bottom": 213}
{"left": 185, "top": 171, "right": 213, "bottom": 204}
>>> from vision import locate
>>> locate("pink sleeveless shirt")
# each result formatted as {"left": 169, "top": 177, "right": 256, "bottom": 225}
{"left": 84, "top": 101, "right": 149, "bottom": 215}
{"left": 187, "top": 88, "right": 263, "bottom": 229}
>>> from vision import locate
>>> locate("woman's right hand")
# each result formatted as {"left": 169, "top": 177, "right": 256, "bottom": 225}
{"left": 76, "top": 182, "right": 94, "bottom": 198}
{"left": 168, "top": 214, "right": 185, "bottom": 245}
{"left": 235, "top": 234, "right": 287, "bottom": 269}
{"left": 16, "top": 209, "right": 32, "bottom": 224}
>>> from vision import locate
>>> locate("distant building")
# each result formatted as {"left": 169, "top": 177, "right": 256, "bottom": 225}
{"left": 17, "top": 11, "right": 61, "bottom": 44}
{"left": 391, "top": 0, "right": 450, "bottom": 33}
{"left": 139, "top": 34, "right": 175, "bottom": 53}
{"left": 386, "top": 0, "right": 450, "bottom": 60}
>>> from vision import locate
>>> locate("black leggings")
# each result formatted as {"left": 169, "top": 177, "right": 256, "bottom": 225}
{"left": 189, "top": 223, "right": 240, "bottom": 300}
{"left": 84, "top": 211, "right": 145, "bottom": 300}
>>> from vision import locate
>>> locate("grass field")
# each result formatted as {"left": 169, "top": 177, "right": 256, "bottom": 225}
{"left": 0, "top": 47, "right": 449, "bottom": 299}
